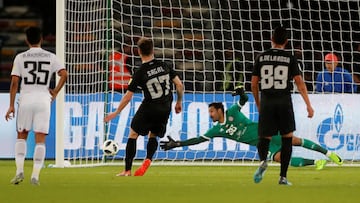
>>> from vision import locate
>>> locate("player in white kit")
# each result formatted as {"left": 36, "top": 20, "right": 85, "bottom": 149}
{"left": 5, "top": 27, "right": 68, "bottom": 185}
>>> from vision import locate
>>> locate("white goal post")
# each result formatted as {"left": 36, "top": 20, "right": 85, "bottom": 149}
{"left": 56, "top": 0, "right": 360, "bottom": 167}
{"left": 55, "top": 0, "right": 65, "bottom": 168}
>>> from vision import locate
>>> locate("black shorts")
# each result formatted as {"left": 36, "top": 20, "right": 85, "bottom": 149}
{"left": 258, "top": 94, "right": 295, "bottom": 137}
{"left": 131, "top": 102, "right": 171, "bottom": 138}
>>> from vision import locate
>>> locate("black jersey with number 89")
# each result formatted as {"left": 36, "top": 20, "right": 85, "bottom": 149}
{"left": 252, "top": 48, "right": 301, "bottom": 96}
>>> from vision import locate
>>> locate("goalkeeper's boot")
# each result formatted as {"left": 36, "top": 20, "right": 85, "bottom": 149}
{"left": 10, "top": 173, "right": 24, "bottom": 185}
{"left": 116, "top": 170, "right": 131, "bottom": 176}
{"left": 278, "top": 176, "right": 292, "bottom": 186}
{"left": 253, "top": 161, "right": 267, "bottom": 183}
{"left": 30, "top": 177, "right": 40, "bottom": 186}
{"left": 134, "top": 159, "right": 151, "bottom": 176}
{"left": 315, "top": 159, "right": 327, "bottom": 170}
{"left": 328, "top": 152, "right": 343, "bottom": 165}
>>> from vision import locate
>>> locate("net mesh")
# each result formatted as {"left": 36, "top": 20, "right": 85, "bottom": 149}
{"left": 61, "top": 0, "right": 360, "bottom": 166}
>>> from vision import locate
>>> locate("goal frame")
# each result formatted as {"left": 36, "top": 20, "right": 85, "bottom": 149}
{"left": 55, "top": 0, "right": 65, "bottom": 168}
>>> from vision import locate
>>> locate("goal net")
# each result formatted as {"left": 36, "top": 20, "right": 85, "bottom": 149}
{"left": 58, "top": 0, "right": 360, "bottom": 167}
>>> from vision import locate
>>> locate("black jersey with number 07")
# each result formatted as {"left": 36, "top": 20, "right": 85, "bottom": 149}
{"left": 252, "top": 48, "right": 301, "bottom": 96}
{"left": 127, "top": 59, "right": 177, "bottom": 104}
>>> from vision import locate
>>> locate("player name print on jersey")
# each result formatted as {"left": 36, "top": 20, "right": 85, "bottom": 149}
{"left": 147, "top": 66, "right": 165, "bottom": 77}
{"left": 259, "top": 55, "right": 290, "bottom": 63}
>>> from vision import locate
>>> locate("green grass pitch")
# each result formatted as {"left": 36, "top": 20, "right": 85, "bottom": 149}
{"left": 1, "top": 160, "right": 358, "bottom": 203}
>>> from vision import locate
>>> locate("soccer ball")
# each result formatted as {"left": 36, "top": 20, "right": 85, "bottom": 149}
{"left": 102, "top": 140, "right": 119, "bottom": 156}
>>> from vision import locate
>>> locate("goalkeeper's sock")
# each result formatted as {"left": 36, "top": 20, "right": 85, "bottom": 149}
{"left": 125, "top": 138, "right": 137, "bottom": 171}
{"left": 290, "top": 157, "right": 315, "bottom": 167}
{"left": 31, "top": 143, "right": 46, "bottom": 180}
{"left": 146, "top": 137, "right": 158, "bottom": 160}
{"left": 280, "top": 137, "right": 292, "bottom": 178}
{"left": 257, "top": 138, "right": 270, "bottom": 161}
{"left": 301, "top": 138, "right": 328, "bottom": 155}
{"left": 15, "top": 139, "right": 27, "bottom": 175}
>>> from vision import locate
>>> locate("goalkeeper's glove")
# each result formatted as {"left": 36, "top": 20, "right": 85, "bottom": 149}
{"left": 231, "top": 85, "right": 248, "bottom": 106}
{"left": 160, "top": 136, "right": 181, "bottom": 151}
{"left": 231, "top": 85, "right": 245, "bottom": 96}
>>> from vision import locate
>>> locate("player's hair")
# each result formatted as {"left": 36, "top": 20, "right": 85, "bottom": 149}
{"left": 272, "top": 26, "right": 288, "bottom": 45}
{"left": 208, "top": 102, "right": 224, "bottom": 112}
{"left": 137, "top": 37, "right": 153, "bottom": 56}
{"left": 25, "top": 26, "right": 42, "bottom": 45}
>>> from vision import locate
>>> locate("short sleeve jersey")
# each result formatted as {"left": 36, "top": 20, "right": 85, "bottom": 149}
{"left": 252, "top": 48, "right": 301, "bottom": 96}
{"left": 201, "top": 104, "right": 259, "bottom": 146}
{"left": 127, "top": 59, "right": 177, "bottom": 104}
{"left": 11, "top": 47, "right": 64, "bottom": 95}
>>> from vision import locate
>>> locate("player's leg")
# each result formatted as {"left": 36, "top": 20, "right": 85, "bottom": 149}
{"left": 11, "top": 130, "right": 29, "bottom": 185}
{"left": 11, "top": 102, "right": 32, "bottom": 185}
{"left": 292, "top": 135, "right": 343, "bottom": 165}
{"left": 277, "top": 100, "right": 297, "bottom": 185}
{"left": 253, "top": 136, "right": 270, "bottom": 183}
{"left": 292, "top": 135, "right": 327, "bottom": 154}
{"left": 134, "top": 132, "right": 157, "bottom": 176}
{"left": 31, "top": 102, "right": 51, "bottom": 185}
{"left": 117, "top": 128, "right": 139, "bottom": 176}
{"left": 273, "top": 136, "right": 327, "bottom": 170}
{"left": 254, "top": 99, "right": 275, "bottom": 183}
{"left": 30, "top": 133, "right": 47, "bottom": 185}
{"left": 134, "top": 107, "right": 170, "bottom": 176}
{"left": 274, "top": 152, "right": 326, "bottom": 170}
{"left": 146, "top": 133, "right": 158, "bottom": 161}
{"left": 279, "top": 132, "right": 293, "bottom": 185}
{"left": 119, "top": 106, "right": 148, "bottom": 176}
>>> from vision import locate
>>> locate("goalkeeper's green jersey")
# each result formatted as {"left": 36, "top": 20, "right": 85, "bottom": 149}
{"left": 201, "top": 104, "right": 259, "bottom": 145}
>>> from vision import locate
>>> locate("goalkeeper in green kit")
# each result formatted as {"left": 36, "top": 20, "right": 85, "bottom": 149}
{"left": 160, "top": 86, "right": 343, "bottom": 169}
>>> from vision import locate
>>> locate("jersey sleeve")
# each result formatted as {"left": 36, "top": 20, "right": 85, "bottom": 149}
{"left": 290, "top": 56, "right": 301, "bottom": 77}
{"left": 167, "top": 62, "right": 177, "bottom": 80}
{"left": 227, "top": 103, "right": 241, "bottom": 113}
{"left": 11, "top": 55, "right": 21, "bottom": 77}
{"left": 202, "top": 126, "right": 220, "bottom": 140}
{"left": 52, "top": 55, "right": 65, "bottom": 73}
{"left": 127, "top": 71, "right": 140, "bottom": 92}
{"left": 252, "top": 55, "right": 261, "bottom": 77}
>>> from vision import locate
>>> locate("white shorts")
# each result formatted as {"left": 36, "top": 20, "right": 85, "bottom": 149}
{"left": 16, "top": 93, "right": 51, "bottom": 134}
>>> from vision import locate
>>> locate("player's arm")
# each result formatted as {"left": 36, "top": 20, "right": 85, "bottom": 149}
{"left": 172, "top": 75, "right": 183, "bottom": 114}
{"left": 50, "top": 69, "right": 68, "bottom": 101}
{"left": 5, "top": 75, "right": 20, "bottom": 121}
{"left": 104, "top": 90, "right": 134, "bottom": 122}
{"left": 251, "top": 75, "right": 260, "bottom": 111}
{"left": 160, "top": 136, "right": 208, "bottom": 150}
{"left": 294, "top": 75, "right": 314, "bottom": 118}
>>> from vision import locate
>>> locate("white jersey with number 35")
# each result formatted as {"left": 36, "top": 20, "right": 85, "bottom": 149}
{"left": 11, "top": 47, "right": 65, "bottom": 133}
{"left": 11, "top": 47, "right": 64, "bottom": 96}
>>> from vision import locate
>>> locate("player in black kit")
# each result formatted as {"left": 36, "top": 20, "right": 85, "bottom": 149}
{"left": 251, "top": 26, "right": 314, "bottom": 185}
{"left": 104, "top": 37, "right": 184, "bottom": 176}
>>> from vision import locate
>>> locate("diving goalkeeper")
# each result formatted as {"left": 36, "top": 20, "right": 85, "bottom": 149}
{"left": 160, "top": 86, "right": 343, "bottom": 169}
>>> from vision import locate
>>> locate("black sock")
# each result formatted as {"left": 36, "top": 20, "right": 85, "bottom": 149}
{"left": 146, "top": 137, "right": 158, "bottom": 160}
{"left": 125, "top": 138, "right": 137, "bottom": 171}
{"left": 257, "top": 138, "right": 270, "bottom": 161}
{"left": 280, "top": 137, "right": 293, "bottom": 178}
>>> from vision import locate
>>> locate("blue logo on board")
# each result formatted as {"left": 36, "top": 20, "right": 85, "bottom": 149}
{"left": 317, "top": 104, "right": 360, "bottom": 151}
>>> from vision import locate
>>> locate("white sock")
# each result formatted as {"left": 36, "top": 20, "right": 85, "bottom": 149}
{"left": 15, "top": 139, "right": 27, "bottom": 175}
{"left": 31, "top": 143, "right": 46, "bottom": 180}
